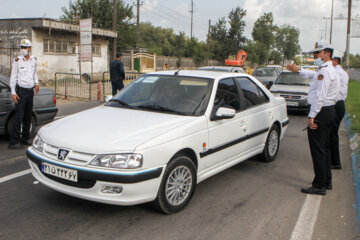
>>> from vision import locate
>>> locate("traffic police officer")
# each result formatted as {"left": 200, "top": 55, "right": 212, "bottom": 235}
{"left": 9, "top": 39, "right": 39, "bottom": 149}
{"left": 287, "top": 40, "right": 340, "bottom": 195}
{"left": 110, "top": 52, "right": 125, "bottom": 96}
{"left": 330, "top": 50, "right": 349, "bottom": 170}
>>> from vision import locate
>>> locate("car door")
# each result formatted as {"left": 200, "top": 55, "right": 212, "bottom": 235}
{"left": 0, "top": 80, "right": 14, "bottom": 132}
{"left": 234, "top": 77, "right": 272, "bottom": 150}
{"left": 205, "top": 78, "right": 248, "bottom": 168}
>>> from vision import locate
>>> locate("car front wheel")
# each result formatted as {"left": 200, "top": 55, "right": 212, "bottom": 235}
{"left": 153, "top": 155, "right": 197, "bottom": 214}
{"left": 260, "top": 124, "right": 280, "bottom": 162}
{"left": 6, "top": 115, "right": 36, "bottom": 139}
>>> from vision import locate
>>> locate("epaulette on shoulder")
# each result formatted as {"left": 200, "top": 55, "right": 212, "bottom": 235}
{"left": 15, "top": 58, "right": 19, "bottom": 62}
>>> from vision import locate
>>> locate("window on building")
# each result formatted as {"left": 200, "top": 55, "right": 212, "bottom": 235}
{"left": 92, "top": 44, "right": 101, "bottom": 56}
{"left": 44, "top": 39, "right": 76, "bottom": 55}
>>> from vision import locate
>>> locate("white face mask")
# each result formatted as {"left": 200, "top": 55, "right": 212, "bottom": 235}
{"left": 20, "top": 49, "right": 29, "bottom": 56}
{"left": 314, "top": 57, "right": 323, "bottom": 67}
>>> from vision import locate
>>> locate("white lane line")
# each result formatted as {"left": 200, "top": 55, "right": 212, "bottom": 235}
{"left": 290, "top": 194, "right": 323, "bottom": 240}
{"left": 0, "top": 169, "right": 31, "bottom": 184}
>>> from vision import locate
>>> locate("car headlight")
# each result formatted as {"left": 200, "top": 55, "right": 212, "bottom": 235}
{"left": 89, "top": 154, "right": 143, "bottom": 169}
{"left": 32, "top": 135, "right": 44, "bottom": 152}
{"left": 300, "top": 95, "right": 308, "bottom": 100}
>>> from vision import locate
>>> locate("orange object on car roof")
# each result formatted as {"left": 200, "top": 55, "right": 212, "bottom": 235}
{"left": 225, "top": 50, "right": 247, "bottom": 66}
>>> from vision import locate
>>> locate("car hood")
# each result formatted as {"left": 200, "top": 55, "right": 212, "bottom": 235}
{"left": 270, "top": 84, "right": 309, "bottom": 94}
{"left": 39, "top": 105, "right": 198, "bottom": 153}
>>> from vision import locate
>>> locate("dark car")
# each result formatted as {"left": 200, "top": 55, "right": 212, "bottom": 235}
{"left": 269, "top": 71, "right": 310, "bottom": 112}
{"left": 0, "top": 74, "right": 58, "bottom": 137}
{"left": 252, "top": 67, "right": 279, "bottom": 89}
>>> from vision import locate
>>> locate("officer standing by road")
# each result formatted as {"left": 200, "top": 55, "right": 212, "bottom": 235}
{"left": 330, "top": 50, "right": 349, "bottom": 170}
{"left": 287, "top": 40, "right": 340, "bottom": 195}
{"left": 9, "top": 39, "right": 39, "bottom": 149}
{"left": 110, "top": 52, "right": 125, "bottom": 96}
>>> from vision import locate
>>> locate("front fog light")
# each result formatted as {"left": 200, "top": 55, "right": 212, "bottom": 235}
{"left": 101, "top": 185, "right": 123, "bottom": 194}
{"left": 32, "top": 135, "right": 44, "bottom": 152}
{"left": 90, "top": 154, "right": 143, "bottom": 169}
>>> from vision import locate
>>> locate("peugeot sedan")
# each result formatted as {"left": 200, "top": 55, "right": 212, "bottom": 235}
{"left": 27, "top": 70, "right": 289, "bottom": 214}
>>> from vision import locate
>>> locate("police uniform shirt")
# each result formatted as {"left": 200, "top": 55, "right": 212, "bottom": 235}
{"left": 10, "top": 55, "right": 39, "bottom": 95}
{"left": 306, "top": 61, "right": 340, "bottom": 118}
{"left": 334, "top": 65, "right": 349, "bottom": 101}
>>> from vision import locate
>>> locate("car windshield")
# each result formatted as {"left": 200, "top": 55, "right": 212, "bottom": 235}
{"left": 275, "top": 73, "right": 311, "bottom": 86}
{"left": 106, "top": 74, "right": 214, "bottom": 116}
{"left": 253, "top": 68, "right": 277, "bottom": 77}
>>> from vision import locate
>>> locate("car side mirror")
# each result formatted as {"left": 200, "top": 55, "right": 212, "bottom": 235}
{"left": 211, "top": 107, "right": 236, "bottom": 121}
{"left": 104, "top": 95, "right": 113, "bottom": 102}
{"left": 266, "top": 82, "right": 273, "bottom": 89}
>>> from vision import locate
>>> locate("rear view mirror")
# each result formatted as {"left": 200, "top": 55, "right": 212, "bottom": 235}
{"left": 211, "top": 107, "right": 236, "bottom": 121}
{"left": 266, "top": 82, "right": 273, "bottom": 89}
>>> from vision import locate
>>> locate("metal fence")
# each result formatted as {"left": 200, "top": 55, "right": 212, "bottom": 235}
{"left": 55, "top": 71, "right": 143, "bottom": 100}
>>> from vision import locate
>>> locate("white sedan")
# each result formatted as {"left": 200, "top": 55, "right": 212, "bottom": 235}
{"left": 27, "top": 70, "right": 289, "bottom": 214}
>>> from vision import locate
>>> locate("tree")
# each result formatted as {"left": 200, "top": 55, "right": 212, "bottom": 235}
{"left": 227, "top": 7, "right": 247, "bottom": 55}
{"left": 252, "top": 13, "right": 276, "bottom": 64}
{"left": 209, "top": 17, "right": 229, "bottom": 62}
{"left": 61, "top": 0, "right": 135, "bottom": 50}
{"left": 275, "top": 25, "right": 301, "bottom": 65}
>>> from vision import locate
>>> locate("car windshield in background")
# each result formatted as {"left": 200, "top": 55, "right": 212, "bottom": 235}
{"left": 253, "top": 68, "right": 277, "bottom": 77}
{"left": 106, "top": 74, "right": 213, "bottom": 116}
{"left": 275, "top": 73, "right": 311, "bottom": 86}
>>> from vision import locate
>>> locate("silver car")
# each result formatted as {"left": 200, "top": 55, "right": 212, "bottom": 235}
{"left": 0, "top": 74, "right": 58, "bottom": 137}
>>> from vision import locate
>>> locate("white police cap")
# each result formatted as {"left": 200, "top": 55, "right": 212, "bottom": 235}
{"left": 20, "top": 39, "right": 32, "bottom": 47}
{"left": 332, "top": 50, "right": 342, "bottom": 59}
{"left": 309, "top": 40, "right": 333, "bottom": 53}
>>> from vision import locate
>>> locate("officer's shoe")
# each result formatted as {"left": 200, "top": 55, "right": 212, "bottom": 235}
{"left": 326, "top": 183, "right": 332, "bottom": 190}
{"left": 331, "top": 165, "right": 342, "bottom": 170}
{"left": 9, "top": 143, "right": 25, "bottom": 149}
{"left": 301, "top": 186, "right": 326, "bottom": 195}
{"left": 20, "top": 140, "right": 32, "bottom": 146}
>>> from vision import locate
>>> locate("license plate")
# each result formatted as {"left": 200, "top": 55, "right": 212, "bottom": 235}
{"left": 41, "top": 162, "right": 78, "bottom": 182}
{"left": 286, "top": 101, "right": 298, "bottom": 106}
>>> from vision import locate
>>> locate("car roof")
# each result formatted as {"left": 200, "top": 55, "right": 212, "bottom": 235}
{"left": 146, "top": 70, "right": 248, "bottom": 79}
{"left": 198, "top": 66, "right": 243, "bottom": 70}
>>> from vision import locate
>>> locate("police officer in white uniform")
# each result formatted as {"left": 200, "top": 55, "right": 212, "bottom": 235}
{"left": 329, "top": 50, "right": 349, "bottom": 169}
{"left": 9, "top": 39, "right": 39, "bottom": 149}
{"left": 287, "top": 40, "right": 340, "bottom": 195}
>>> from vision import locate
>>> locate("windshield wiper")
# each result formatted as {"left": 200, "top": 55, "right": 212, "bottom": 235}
{"left": 107, "top": 99, "right": 134, "bottom": 108}
{"left": 137, "top": 104, "right": 186, "bottom": 115}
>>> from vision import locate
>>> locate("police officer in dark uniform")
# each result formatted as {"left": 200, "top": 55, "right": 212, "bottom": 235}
{"left": 330, "top": 50, "right": 349, "bottom": 170}
{"left": 9, "top": 39, "right": 40, "bottom": 149}
{"left": 110, "top": 52, "right": 125, "bottom": 96}
{"left": 287, "top": 40, "right": 340, "bottom": 195}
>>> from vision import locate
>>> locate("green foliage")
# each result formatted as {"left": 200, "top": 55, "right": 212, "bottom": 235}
{"left": 227, "top": 7, "right": 247, "bottom": 55}
{"left": 346, "top": 80, "right": 360, "bottom": 133}
{"left": 349, "top": 54, "right": 360, "bottom": 68}
{"left": 275, "top": 25, "right": 301, "bottom": 65}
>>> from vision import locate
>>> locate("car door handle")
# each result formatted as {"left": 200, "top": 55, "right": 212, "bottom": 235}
{"left": 240, "top": 125, "right": 247, "bottom": 132}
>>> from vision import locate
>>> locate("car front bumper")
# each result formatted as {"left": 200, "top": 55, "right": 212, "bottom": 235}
{"left": 27, "top": 149, "right": 164, "bottom": 206}
{"left": 285, "top": 99, "right": 309, "bottom": 111}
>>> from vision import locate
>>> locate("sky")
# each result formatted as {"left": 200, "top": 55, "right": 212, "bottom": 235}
{"left": 1, "top": 0, "right": 360, "bottom": 55}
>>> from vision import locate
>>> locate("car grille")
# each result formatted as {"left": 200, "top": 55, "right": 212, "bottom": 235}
{"left": 280, "top": 94, "right": 302, "bottom": 100}
{"left": 42, "top": 143, "right": 95, "bottom": 166}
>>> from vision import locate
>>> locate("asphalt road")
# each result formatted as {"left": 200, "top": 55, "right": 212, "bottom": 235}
{"left": 0, "top": 101, "right": 358, "bottom": 240}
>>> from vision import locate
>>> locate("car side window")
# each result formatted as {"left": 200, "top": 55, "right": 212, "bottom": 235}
{"left": 214, "top": 78, "right": 240, "bottom": 111}
{"left": 0, "top": 81, "right": 10, "bottom": 94}
{"left": 235, "top": 77, "right": 269, "bottom": 109}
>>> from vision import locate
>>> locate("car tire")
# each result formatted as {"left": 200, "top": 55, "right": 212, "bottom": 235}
{"left": 152, "top": 155, "right": 197, "bottom": 214}
{"left": 6, "top": 114, "right": 36, "bottom": 139}
{"left": 260, "top": 124, "right": 280, "bottom": 162}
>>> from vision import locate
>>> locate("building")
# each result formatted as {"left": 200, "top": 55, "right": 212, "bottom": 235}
{"left": 0, "top": 18, "right": 117, "bottom": 81}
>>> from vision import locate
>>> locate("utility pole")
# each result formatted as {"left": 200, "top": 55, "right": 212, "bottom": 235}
{"left": 135, "top": 0, "right": 142, "bottom": 49}
{"left": 206, "top": 19, "right": 211, "bottom": 65}
{"left": 190, "top": 0, "right": 193, "bottom": 40}
{"left": 345, "top": 0, "right": 352, "bottom": 70}
{"left": 330, "top": 0, "right": 334, "bottom": 43}
{"left": 112, "top": 0, "right": 117, "bottom": 60}
{"left": 323, "top": 17, "right": 330, "bottom": 40}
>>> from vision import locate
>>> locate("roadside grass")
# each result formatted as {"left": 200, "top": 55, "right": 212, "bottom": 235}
{"left": 346, "top": 79, "right": 360, "bottom": 133}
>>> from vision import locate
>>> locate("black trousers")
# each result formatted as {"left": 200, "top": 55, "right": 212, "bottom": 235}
{"left": 329, "top": 100, "right": 346, "bottom": 166}
{"left": 307, "top": 105, "right": 336, "bottom": 189}
{"left": 111, "top": 79, "right": 124, "bottom": 96}
{"left": 10, "top": 86, "right": 34, "bottom": 145}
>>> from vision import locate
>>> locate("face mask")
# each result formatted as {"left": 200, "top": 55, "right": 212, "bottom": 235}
{"left": 314, "top": 58, "right": 323, "bottom": 67}
{"left": 20, "top": 49, "right": 29, "bottom": 56}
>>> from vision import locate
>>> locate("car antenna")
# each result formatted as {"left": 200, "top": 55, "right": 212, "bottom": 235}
{"left": 174, "top": 68, "right": 183, "bottom": 76}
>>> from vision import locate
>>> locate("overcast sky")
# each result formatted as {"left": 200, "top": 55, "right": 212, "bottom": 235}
{"left": 1, "top": 0, "right": 360, "bottom": 55}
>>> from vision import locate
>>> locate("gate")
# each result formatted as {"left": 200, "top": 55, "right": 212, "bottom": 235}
{"left": 102, "top": 71, "right": 143, "bottom": 96}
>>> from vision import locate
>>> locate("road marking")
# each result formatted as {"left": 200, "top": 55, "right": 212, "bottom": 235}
{"left": 290, "top": 194, "right": 322, "bottom": 240}
{"left": 0, "top": 169, "right": 31, "bottom": 184}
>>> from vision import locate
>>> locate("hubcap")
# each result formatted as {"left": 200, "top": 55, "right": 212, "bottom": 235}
{"left": 268, "top": 129, "right": 279, "bottom": 157}
{"left": 165, "top": 165, "right": 192, "bottom": 206}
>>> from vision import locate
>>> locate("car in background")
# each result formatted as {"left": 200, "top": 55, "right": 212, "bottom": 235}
{"left": 300, "top": 65, "right": 319, "bottom": 72}
{"left": 197, "top": 66, "right": 244, "bottom": 73}
{"left": 27, "top": 70, "right": 289, "bottom": 214}
{"left": 266, "top": 65, "right": 283, "bottom": 75}
{"left": 0, "top": 74, "right": 58, "bottom": 137}
{"left": 270, "top": 70, "right": 310, "bottom": 112}
{"left": 252, "top": 67, "right": 279, "bottom": 89}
